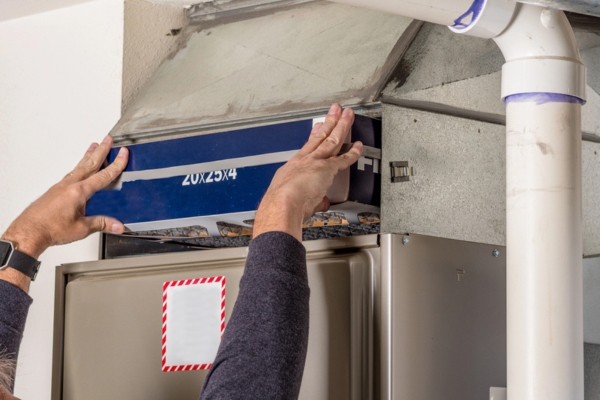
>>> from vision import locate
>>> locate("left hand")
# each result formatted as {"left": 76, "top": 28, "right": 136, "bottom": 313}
{"left": 252, "top": 104, "right": 362, "bottom": 242}
{"left": 1, "top": 135, "right": 129, "bottom": 260}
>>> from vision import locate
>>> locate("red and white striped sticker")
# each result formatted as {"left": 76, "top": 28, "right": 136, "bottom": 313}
{"left": 162, "top": 276, "right": 226, "bottom": 372}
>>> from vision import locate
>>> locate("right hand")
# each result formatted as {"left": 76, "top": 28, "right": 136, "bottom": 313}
{"left": 253, "top": 104, "right": 363, "bottom": 241}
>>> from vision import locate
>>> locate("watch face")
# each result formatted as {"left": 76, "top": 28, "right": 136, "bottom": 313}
{"left": 0, "top": 240, "right": 13, "bottom": 267}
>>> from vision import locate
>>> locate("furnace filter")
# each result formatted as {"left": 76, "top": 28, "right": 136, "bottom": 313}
{"left": 86, "top": 115, "right": 381, "bottom": 238}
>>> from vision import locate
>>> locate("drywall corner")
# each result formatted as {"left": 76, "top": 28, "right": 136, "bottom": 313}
{"left": 122, "top": 0, "right": 189, "bottom": 115}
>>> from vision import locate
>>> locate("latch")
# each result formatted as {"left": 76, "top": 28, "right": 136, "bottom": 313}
{"left": 390, "top": 161, "right": 415, "bottom": 183}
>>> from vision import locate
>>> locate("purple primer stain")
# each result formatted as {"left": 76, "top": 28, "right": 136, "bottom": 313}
{"left": 452, "top": 0, "right": 486, "bottom": 30}
{"left": 504, "top": 92, "right": 586, "bottom": 105}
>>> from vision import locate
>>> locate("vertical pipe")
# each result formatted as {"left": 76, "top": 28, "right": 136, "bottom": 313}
{"left": 494, "top": 5, "right": 587, "bottom": 398}
{"left": 505, "top": 95, "right": 584, "bottom": 399}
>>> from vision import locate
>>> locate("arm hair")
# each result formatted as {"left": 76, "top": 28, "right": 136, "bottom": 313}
{"left": 0, "top": 352, "right": 15, "bottom": 392}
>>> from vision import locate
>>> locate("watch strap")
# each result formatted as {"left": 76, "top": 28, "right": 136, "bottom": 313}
{"left": 7, "top": 249, "right": 41, "bottom": 281}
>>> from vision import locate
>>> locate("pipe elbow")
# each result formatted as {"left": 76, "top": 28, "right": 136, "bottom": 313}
{"left": 492, "top": 4, "right": 586, "bottom": 101}
{"left": 450, "top": 0, "right": 517, "bottom": 39}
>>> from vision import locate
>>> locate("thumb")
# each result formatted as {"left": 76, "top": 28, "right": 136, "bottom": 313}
{"left": 85, "top": 216, "right": 126, "bottom": 235}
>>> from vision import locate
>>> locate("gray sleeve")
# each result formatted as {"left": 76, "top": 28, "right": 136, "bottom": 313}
{"left": 200, "top": 231, "right": 310, "bottom": 400}
{"left": 0, "top": 279, "right": 33, "bottom": 393}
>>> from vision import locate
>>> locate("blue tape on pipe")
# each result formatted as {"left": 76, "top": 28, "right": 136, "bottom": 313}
{"left": 504, "top": 92, "right": 586, "bottom": 105}
{"left": 452, "top": 0, "right": 486, "bottom": 30}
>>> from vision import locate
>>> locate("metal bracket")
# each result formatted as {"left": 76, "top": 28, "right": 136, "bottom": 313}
{"left": 390, "top": 161, "right": 415, "bottom": 183}
{"left": 339, "top": 144, "right": 382, "bottom": 160}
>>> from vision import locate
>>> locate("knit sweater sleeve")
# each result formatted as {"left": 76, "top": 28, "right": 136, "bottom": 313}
{"left": 0, "top": 279, "right": 33, "bottom": 393}
{"left": 200, "top": 231, "right": 310, "bottom": 400}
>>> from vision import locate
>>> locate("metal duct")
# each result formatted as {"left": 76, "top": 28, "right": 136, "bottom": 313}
{"left": 518, "top": 0, "right": 600, "bottom": 18}
{"left": 110, "top": 1, "right": 417, "bottom": 144}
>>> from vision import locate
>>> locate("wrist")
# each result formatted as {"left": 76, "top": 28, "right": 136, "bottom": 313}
{"left": 253, "top": 191, "right": 305, "bottom": 242}
{"left": 0, "top": 267, "right": 31, "bottom": 293}
{"left": 2, "top": 226, "right": 48, "bottom": 260}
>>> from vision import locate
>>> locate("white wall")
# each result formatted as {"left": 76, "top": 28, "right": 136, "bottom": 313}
{"left": 0, "top": 1, "right": 124, "bottom": 398}
{"left": 0, "top": 0, "right": 96, "bottom": 23}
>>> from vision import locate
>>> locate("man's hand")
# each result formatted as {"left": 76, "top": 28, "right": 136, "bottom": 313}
{"left": 1, "top": 135, "right": 129, "bottom": 261}
{"left": 253, "top": 104, "right": 363, "bottom": 242}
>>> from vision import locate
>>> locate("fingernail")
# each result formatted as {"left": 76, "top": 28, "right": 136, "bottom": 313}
{"left": 342, "top": 108, "right": 353, "bottom": 118}
{"left": 88, "top": 143, "right": 98, "bottom": 152}
{"left": 117, "top": 147, "right": 128, "bottom": 157}
{"left": 102, "top": 135, "right": 112, "bottom": 144}
{"left": 111, "top": 223, "right": 123, "bottom": 234}
{"left": 356, "top": 141, "right": 364, "bottom": 153}
{"left": 328, "top": 104, "right": 340, "bottom": 115}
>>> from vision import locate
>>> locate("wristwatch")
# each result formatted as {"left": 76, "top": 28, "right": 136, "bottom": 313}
{"left": 0, "top": 239, "right": 41, "bottom": 281}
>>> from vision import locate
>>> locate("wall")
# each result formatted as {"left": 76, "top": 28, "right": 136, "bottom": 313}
{"left": 0, "top": 0, "right": 124, "bottom": 398}
{"left": 0, "top": 0, "right": 95, "bottom": 23}
{"left": 122, "top": 0, "right": 188, "bottom": 114}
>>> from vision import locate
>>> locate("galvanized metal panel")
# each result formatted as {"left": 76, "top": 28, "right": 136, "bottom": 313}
{"left": 518, "top": 0, "right": 600, "bottom": 18}
{"left": 584, "top": 257, "right": 600, "bottom": 344}
{"left": 380, "top": 234, "right": 600, "bottom": 399}
{"left": 381, "top": 23, "right": 600, "bottom": 137}
{"left": 381, "top": 105, "right": 600, "bottom": 256}
{"left": 585, "top": 343, "right": 600, "bottom": 400}
{"left": 583, "top": 142, "right": 600, "bottom": 256}
{"left": 380, "top": 234, "right": 507, "bottom": 399}
{"left": 381, "top": 105, "right": 506, "bottom": 246}
{"left": 110, "top": 1, "right": 412, "bottom": 140}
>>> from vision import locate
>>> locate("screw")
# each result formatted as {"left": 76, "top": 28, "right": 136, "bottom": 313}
{"left": 402, "top": 237, "right": 409, "bottom": 245}
{"left": 492, "top": 249, "right": 500, "bottom": 257}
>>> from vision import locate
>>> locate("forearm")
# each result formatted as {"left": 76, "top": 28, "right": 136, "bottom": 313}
{"left": 200, "top": 232, "right": 310, "bottom": 400}
{"left": 0, "top": 280, "right": 33, "bottom": 393}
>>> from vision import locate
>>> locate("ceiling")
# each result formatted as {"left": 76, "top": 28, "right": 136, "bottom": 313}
{"left": 0, "top": 0, "right": 207, "bottom": 23}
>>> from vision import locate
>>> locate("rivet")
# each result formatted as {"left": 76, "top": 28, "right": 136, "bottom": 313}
{"left": 492, "top": 249, "right": 500, "bottom": 257}
{"left": 402, "top": 237, "right": 409, "bottom": 245}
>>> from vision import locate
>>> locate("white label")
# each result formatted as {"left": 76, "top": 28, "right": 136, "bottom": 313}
{"left": 357, "top": 156, "right": 381, "bottom": 174}
{"left": 164, "top": 279, "right": 224, "bottom": 369}
{"left": 312, "top": 117, "right": 326, "bottom": 127}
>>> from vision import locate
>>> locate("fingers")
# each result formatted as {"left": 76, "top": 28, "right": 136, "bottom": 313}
{"left": 313, "top": 107, "right": 354, "bottom": 159}
{"left": 84, "top": 215, "right": 125, "bottom": 235}
{"left": 80, "top": 147, "right": 129, "bottom": 199}
{"left": 297, "top": 104, "right": 342, "bottom": 156}
{"left": 311, "top": 122, "right": 324, "bottom": 135}
{"left": 335, "top": 141, "right": 363, "bottom": 171}
{"left": 65, "top": 142, "right": 98, "bottom": 181}
{"left": 71, "top": 135, "right": 114, "bottom": 181}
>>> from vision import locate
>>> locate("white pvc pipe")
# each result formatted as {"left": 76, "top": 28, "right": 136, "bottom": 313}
{"left": 494, "top": 5, "right": 586, "bottom": 399}
{"left": 493, "top": 5, "right": 586, "bottom": 101}
{"left": 505, "top": 98, "right": 584, "bottom": 400}
{"left": 329, "top": 0, "right": 516, "bottom": 38}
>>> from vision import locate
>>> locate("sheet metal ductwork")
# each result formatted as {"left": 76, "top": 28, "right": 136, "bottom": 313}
{"left": 111, "top": 0, "right": 415, "bottom": 144}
